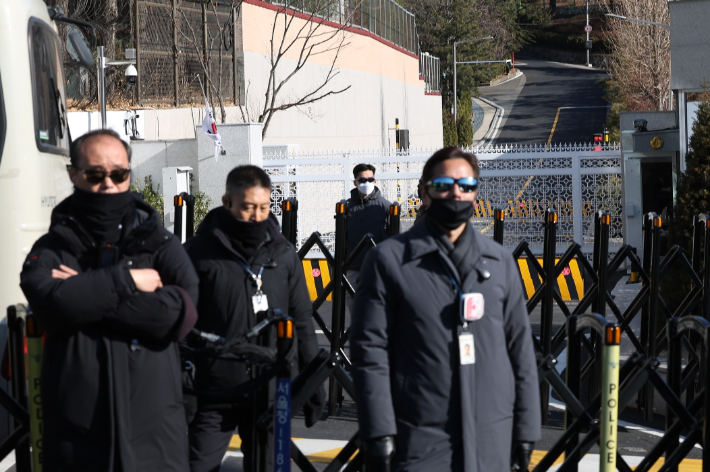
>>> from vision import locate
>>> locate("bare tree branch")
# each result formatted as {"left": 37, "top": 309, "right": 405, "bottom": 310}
{"left": 255, "top": 0, "right": 358, "bottom": 138}
{"left": 605, "top": 0, "right": 671, "bottom": 111}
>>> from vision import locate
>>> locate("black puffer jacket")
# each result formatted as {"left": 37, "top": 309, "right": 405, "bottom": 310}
{"left": 184, "top": 208, "right": 319, "bottom": 401}
{"left": 20, "top": 193, "right": 199, "bottom": 472}
{"left": 346, "top": 187, "right": 391, "bottom": 271}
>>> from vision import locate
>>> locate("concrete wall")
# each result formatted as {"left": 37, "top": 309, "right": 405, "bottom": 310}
{"left": 239, "top": 1, "right": 443, "bottom": 150}
{"left": 130, "top": 140, "right": 197, "bottom": 192}
{"left": 129, "top": 123, "right": 263, "bottom": 210}
{"left": 670, "top": 0, "right": 710, "bottom": 92}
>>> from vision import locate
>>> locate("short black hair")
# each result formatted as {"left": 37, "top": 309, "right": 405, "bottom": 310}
{"left": 353, "top": 163, "right": 376, "bottom": 179}
{"left": 421, "top": 146, "right": 480, "bottom": 184}
{"left": 69, "top": 129, "right": 132, "bottom": 167}
{"left": 225, "top": 165, "right": 272, "bottom": 195}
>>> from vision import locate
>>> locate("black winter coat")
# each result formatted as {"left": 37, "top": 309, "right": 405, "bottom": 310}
{"left": 346, "top": 187, "right": 391, "bottom": 271}
{"left": 350, "top": 218, "right": 541, "bottom": 472}
{"left": 20, "top": 193, "right": 199, "bottom": 472}
{"left": 184, "top": 208, "right": 319, "bottom": 402}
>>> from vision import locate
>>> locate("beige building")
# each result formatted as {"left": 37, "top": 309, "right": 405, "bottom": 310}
{"left": 239, "top": 1, "right": 443, "bottom": 150}
{"left": 69, "top": 0, "right": 444, "bottom": 152}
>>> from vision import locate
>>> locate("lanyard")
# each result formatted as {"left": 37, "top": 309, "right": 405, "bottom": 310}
{"left": 439, "top": 256, "right": 464, "bottom": 299}
{"left": 234, "top": 258, "right": 265, "bottom": 294}
{"left": 439, "top": 256, "right": 470, "bottom": 328}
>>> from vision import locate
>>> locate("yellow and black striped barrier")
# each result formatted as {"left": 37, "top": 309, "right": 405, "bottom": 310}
{"left": 302, "top": 260, "right": 333, "bottom": 301}
{"left": 302, "top": 257, "right": 585, "bottom": 302}
{"left": 518, "top": 258, "right": 585, "bottom": 301}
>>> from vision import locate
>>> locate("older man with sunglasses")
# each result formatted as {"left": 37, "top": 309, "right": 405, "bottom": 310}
{"left": 20, "top": 129, "right": 199, "bottom": 472}
{"left": 351, "top": 146, "right": 540, "bottom": 472}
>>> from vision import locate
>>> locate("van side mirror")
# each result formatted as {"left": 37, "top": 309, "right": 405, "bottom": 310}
{"left": 68, "top": 32, "right": 94, "bottom": 69}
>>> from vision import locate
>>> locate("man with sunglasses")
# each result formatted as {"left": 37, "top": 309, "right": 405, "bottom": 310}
{"left": 184, "top": 165, "right": 323, "bottom": 472}
{"left": 20, "top": 129, "right": 199, "bottom": 472}
{"left": 345, "top": 164, "right": 391, "bottom": 312}
{"left": 351, "top": 147, "right": 540, "bottom": 472}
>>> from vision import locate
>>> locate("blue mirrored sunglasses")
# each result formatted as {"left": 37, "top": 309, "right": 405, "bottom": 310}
{"left": 426, "top": 176, "right": 478, "bottom": 193}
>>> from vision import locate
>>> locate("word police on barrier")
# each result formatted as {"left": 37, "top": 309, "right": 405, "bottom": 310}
{"left": 26, "top": 315, "right": 44, "bottom": 472}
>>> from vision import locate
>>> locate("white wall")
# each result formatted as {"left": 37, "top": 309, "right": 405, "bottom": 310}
{"left": 244, "top": 52, "right": 443, "bottom": 150}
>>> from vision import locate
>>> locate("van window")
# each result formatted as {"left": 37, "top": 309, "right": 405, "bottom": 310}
{"left": 0, "top": 72, "right": 5, "bottom": 162}
{"left": 29, "top": 19, "right": 69, "bottom": 155}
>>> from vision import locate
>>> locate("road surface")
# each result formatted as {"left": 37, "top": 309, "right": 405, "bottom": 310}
{"left": 480, "top": 57, "right": 610, "bottom": 145}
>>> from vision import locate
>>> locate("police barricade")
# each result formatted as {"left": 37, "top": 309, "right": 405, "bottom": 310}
{"left": 182, "top": 308, "right": 297, "bottom": 472}
{"left": 495, "top": 208, "right": 710, "bottom": 472}
{"left": 0, "top": 306, "right": 43, "bottom": 472}
{"left": 281, "top": 198, "right": 298, "bottom": 246}
{"left": 173, "top": 192, "right": 195, "bottom": 243}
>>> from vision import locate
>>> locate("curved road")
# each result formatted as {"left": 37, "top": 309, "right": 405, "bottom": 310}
{"left": 479, "top": 57, "right": 610, "bottom": 145}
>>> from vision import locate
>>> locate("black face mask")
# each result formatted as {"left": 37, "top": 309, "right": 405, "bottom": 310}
{"left": 70, "top": 187, "right": 134, "bottom": 244}
{"left": 426, "top": 197, "right": 474, "bottom": 230}
{"left": 220, "top": 208, "right": 270, "bottom": 258}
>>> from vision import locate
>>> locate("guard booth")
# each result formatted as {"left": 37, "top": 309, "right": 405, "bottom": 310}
{"left": 620, "top": 111, "right": 680, "bottom": 253}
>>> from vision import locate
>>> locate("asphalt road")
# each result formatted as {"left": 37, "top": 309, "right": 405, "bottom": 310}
{"left": 479, "top": 57, "right": 610, "bottom": 145}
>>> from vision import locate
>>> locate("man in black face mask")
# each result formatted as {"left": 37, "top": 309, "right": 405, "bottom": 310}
{"left": 185, "top": 165, "right": 323, "bottom": 472}
{"left": 350, "top": 146, "right": 540, "bottom": 472}
{"left": 20, "top": 129, "right": 199, "bottom": 471}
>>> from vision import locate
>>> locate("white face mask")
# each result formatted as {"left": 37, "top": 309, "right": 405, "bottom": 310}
{"left": 358, "top": 182, "right": 375, "bottom": 195}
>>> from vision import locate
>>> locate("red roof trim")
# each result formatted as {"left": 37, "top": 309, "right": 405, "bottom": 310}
{"left": 425, "top": 92, "right": 442, "bottom": 96}
{"left": 242, "top": 0, "right": 419, "bottom": 60}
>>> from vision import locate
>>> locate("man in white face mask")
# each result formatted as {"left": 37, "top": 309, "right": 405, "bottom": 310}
{"left": 345, "top": 164, "right": 392, "bottom": 313}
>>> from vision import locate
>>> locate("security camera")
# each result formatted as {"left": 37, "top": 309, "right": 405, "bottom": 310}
{"left": 125, "top": 64, "right": 137, "bottom": 86}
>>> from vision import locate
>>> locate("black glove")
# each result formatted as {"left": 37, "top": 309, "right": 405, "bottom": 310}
{"left": 362, "top": 436, "right": 395, "bottom": 472}
{"left": 303, "top": 384, "right": 326, "bottom": 428}
{"left": 510, "top": 441, "right": 534, "bottom": 471}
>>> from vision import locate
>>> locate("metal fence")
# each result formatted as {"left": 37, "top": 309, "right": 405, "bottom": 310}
{"left": 135, "top": 0, "right": 240, "bottom": 106}
{"left": 132, "top": 0, "right": 431, "bottom": 106}
{"left": 419, "top": 52, "right": 440, "bottom": 94}
{"left": 270, "top": 0, "right": 418, "bottom": 54}
{"left": 263, "top": 142, "right": 623, "bottom": 257}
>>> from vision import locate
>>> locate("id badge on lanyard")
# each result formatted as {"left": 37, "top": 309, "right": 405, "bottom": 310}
{"left": 440, "top": 257, "right": 485, "bottom": 365}
{"left": 235, "top": 258, "right": 269, "bottom": 315}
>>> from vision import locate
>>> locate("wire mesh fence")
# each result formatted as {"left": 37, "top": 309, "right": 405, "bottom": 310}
{"left": 60, "top": 0, "right": 438, "bottom": 109}
{"left": 136, "top": 0, "right": 239, "bottom": 107}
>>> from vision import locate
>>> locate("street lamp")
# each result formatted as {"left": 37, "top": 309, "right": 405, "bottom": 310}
{"left": 453, "top": 36, "right": 493, "bottom": 121}
{"left": 97, "top": 47, "right": 137, "bottom": 129}
{"left": 605, "top": 13, "right": 670, "bottom": 30}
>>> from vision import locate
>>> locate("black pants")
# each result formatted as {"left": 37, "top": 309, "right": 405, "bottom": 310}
{"left": 188, "top": 407, "right": 254, "bottom": 472}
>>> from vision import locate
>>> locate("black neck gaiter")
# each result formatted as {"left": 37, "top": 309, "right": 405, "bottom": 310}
{"left": 426, "top": 198, "right": 474, "bottom": 230}
{"left": 70, "top": 188, "right": 134, "bottom": 245}
{"left": 219, "top": 208, "right": 269, "bottom": 259}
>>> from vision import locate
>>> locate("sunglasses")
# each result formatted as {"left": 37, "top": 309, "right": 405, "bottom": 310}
{"left": 426, "top": 176, "right": 478, "bottom": 193}
{"left": 356, "top": 177, "right": 376, "bottom": 183}
{"left": 73, "top": 166, "right": 131, "bottom": 184}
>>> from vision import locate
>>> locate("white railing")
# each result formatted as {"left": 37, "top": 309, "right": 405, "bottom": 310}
{"left": 264, "top": 143, "right": 622, "bottom": 256}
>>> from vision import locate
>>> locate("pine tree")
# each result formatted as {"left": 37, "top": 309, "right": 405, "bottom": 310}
{"left": 668, "top": 94, "right": 710, "bottom": 249}
{"left": 457, "top": 93, "right": 474, "bottom": 147}
{"left": 443, "top": 110, "right": 458, "bottom": 146}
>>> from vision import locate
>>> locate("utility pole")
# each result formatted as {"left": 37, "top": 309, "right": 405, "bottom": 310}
{"left": 586, "top": 0, "right": 590, "bottom": 67}
{"left": 453, "top": 36, "right": 493, "bottom": 121}
{"left": 97, "top": 47, "right": 137, "bottom": 129}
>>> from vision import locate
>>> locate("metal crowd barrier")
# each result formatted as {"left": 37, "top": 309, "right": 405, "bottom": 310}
{"left": 173, "top": 192, "right": 195, "bottom": 243}
{"left": 6, "top": 200, "right": 710, "bottom": 472}
{"left": 282, "top": 198, "right": 710, "bottom": 471}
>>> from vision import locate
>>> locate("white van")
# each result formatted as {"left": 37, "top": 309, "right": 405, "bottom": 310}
{"left": 0, "top": 0, "right": 94, "bottom": 316}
